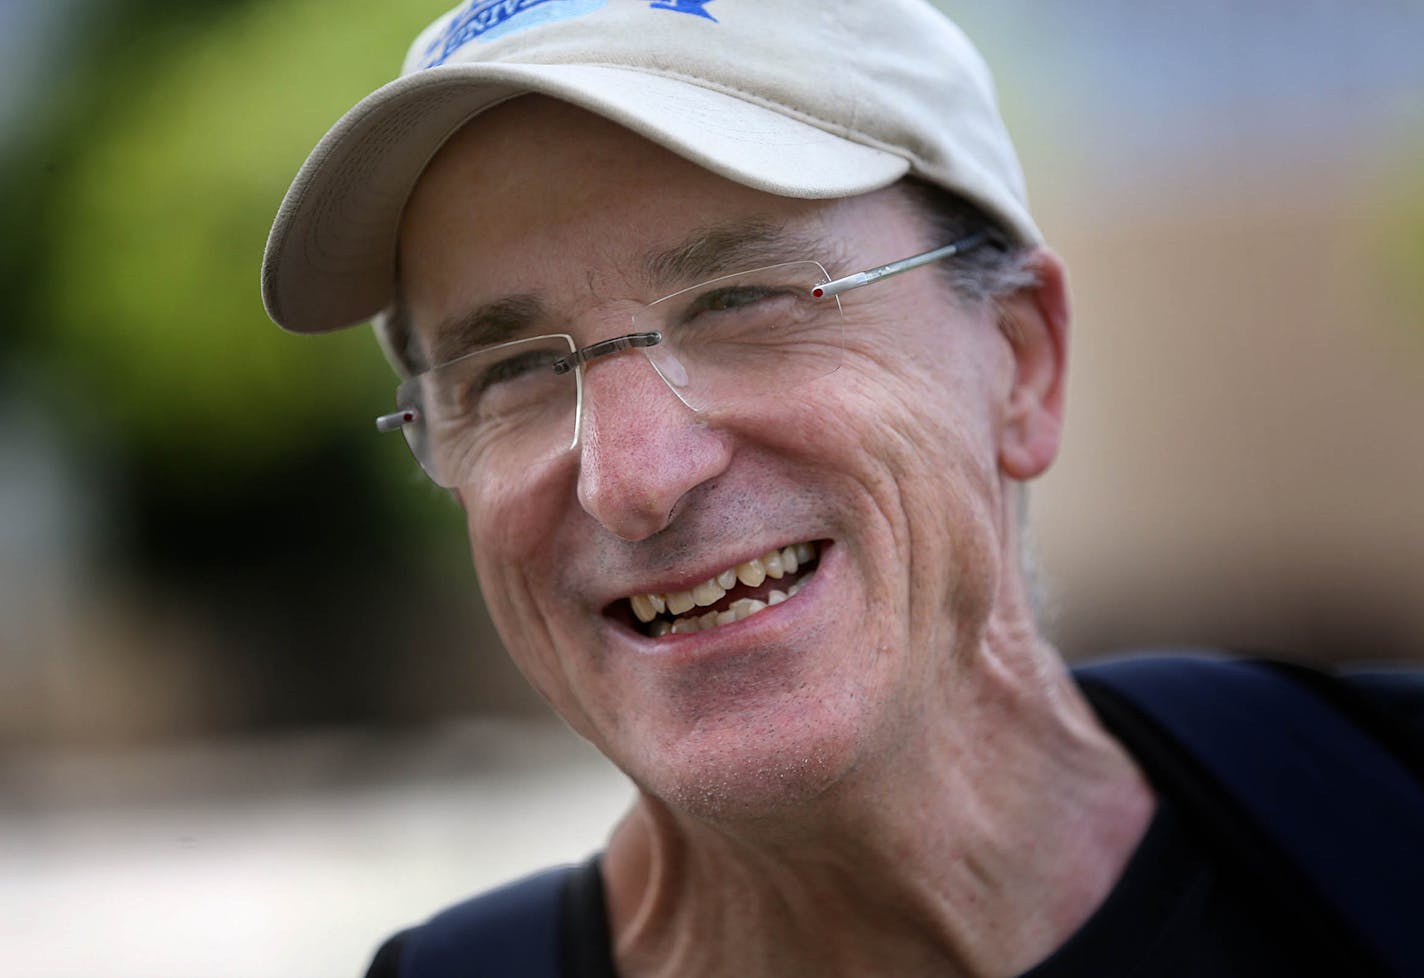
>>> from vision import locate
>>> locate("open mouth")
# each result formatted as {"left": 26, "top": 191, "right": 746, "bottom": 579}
{"left": 622, "top": 541, "right": 824, "bottom": 637}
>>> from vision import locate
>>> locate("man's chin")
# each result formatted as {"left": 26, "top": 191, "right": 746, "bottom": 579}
{"left": 624, "top": 719, "right": 863, "bottom": 829}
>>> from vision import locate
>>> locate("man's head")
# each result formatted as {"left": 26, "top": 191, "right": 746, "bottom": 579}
{"left": 263, "top": 0, "right": 1069, "bottom": 821}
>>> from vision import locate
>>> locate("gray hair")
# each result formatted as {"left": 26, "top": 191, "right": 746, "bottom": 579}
{"left": 895, "top": 177, "right": 1041, "bottom": 308}
{"left": 373, "top": 270, "right": 419, "bottom": 379}
{"left": 897, "top": 177, "right": 1049, "bottom": 621}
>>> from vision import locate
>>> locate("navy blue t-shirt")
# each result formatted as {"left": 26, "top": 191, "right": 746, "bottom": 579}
{"left": 367, "top": 669, "right": 1422, "bottom": 977}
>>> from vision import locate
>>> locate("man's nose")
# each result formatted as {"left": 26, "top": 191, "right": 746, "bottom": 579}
{"left": 575, "top": 351, "right": 730, "bottom": 541}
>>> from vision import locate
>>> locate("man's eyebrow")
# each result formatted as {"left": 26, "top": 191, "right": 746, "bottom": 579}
{"left": 641, "top": 221, "right": 835, "bottom": 290}
{"left": 423, "top": 294, "right": 547, "bottom": 372}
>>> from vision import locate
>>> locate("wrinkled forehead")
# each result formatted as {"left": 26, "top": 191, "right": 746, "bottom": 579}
{"left": 399, "top": 98, "right": 874, "bottom": 280}
{"left": 389, "top": 98, "right": 924, "bottom": 368}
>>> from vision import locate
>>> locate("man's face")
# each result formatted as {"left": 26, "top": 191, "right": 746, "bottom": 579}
{"left": 397, "top": 98, "right": 1056, "bottom": 820}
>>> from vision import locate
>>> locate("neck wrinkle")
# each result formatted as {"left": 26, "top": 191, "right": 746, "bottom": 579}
{"left": 602, "top": 646, "right": 1157, "bottom": 978}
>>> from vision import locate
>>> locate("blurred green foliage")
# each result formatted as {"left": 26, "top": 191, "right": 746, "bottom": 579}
{"left": 27, "top": 0, "right": 443, "bottom": 492}
{"left": 0, "top": 0, "right": 526, "bottom": 731}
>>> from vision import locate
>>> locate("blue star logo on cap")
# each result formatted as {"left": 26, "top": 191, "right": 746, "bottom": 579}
{"left": 650, "top": 0, "right": 717, "bottom": 21}
{"left": 423, "top": 0, "right": 718, "bottom": 69}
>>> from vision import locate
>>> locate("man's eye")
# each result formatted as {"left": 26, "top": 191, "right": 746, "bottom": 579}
{"left": 697, "top": 285, "right": 779, "bottom": 312}
{"left": 667, "top": 281, "right": 815, "bottom": 343}
{"left": 436, "top": 347, "right": 562, "bottom": 417}
{"left": 475, "top": 349, "right": 559, "bottom": 390}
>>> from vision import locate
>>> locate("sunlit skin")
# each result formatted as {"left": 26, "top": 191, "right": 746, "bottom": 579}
{"left": 398, "top": 97, "right": 1155, "bottom": 978}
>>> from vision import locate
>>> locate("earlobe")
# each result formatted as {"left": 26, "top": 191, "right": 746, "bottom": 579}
{"left": 997, "top": 249, "right": 1070, "bottom": 481}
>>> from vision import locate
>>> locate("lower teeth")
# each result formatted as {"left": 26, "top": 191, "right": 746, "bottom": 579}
{"left": 649, "top": 572, "right": 813, "bottom": 637}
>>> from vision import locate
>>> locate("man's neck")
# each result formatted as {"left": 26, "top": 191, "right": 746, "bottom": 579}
{"left": 601, "top": 647, "right": 1156, "bottom": 978}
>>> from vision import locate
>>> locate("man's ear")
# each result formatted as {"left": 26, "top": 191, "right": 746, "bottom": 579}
{"left": 997, "top": 249, "right": 1070, "bottom": 481}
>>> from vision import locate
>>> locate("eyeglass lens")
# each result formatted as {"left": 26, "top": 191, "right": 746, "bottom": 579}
{"left": 393, "top": 260, "right": 842, "bottom": 488}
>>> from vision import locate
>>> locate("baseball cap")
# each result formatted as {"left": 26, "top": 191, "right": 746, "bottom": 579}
{"left": 261, "top": 0, "right": 1042, "bottom": 336}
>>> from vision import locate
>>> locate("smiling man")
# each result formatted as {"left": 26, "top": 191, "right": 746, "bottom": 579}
{"left": 262, "top": 2, "right": 1422, "bottom": 977}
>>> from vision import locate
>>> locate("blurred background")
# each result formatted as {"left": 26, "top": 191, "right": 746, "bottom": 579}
{"left": 2, "top": 0, "right": 1421, "bottom": 974}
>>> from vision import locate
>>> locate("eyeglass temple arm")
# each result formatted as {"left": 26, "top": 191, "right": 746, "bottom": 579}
{"left": 810, "top": 228, "right": 1001, "bottom": 300}
{"left": 376, "top": 409, "right": 418, "bottom": 433}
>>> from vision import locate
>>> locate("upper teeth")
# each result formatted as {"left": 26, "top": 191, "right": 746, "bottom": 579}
{"left": 630, "top": 542, "right": 817, "bottom": 626}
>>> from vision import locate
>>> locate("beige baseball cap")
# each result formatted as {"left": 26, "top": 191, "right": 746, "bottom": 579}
{"left": 262, "top": 0, "right": 1041, "bottom": 335}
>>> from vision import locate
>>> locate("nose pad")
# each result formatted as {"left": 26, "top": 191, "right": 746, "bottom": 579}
{"left": 641, "top": 344, "right": 694, "bottom": 406}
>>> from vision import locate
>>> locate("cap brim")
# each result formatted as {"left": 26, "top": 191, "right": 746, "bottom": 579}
{"left": 261, "top": 64, "right": 911, "bottom": 333}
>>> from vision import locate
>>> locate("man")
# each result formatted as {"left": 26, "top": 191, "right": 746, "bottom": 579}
{"left": 262, "top": 2, "right": 1422, "bottom": 975}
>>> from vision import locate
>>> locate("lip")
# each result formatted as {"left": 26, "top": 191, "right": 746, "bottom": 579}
{"left": 617, "top": 540, "right": 826, "bottom": 603}
{"left": 601, "top": 540, "right": 835, "bottom": 653}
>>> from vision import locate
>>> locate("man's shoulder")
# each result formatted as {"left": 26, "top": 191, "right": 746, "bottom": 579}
{"left": 362, "top": 865, "right": 577, "bottom": 978}
{"left": 1074, "top": 652, "right": 1424, "bottom": 766}
{"left": 1335, "top": 665, "right": 1424, "bottom": 755}
{"left": 1074, "top": 652, "right": 1424, "bottom": 978}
